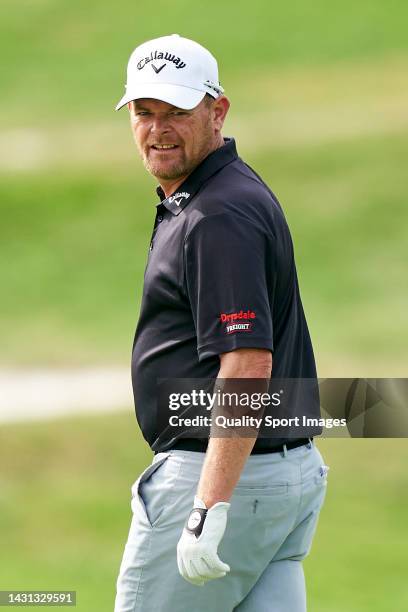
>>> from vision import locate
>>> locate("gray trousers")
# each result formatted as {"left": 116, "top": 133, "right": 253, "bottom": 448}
{"left": 114, "top": 441, "right": 328, "bottom": 611}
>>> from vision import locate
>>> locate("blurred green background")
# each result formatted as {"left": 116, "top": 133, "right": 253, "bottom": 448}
{"left": 1, "top": 0, "right": 407, "bottom": 610}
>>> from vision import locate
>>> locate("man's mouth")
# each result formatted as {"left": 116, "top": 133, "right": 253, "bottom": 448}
{"left": 151, "top": 144, "right": 179, "bottom": 150}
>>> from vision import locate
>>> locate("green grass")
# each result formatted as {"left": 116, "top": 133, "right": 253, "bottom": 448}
{"left": 2, "top": 0, "right": 408, "bottom": 125}
{"left": 306, "top": 437, "right": 408, "bottom": 612}
{"left": 0, "top": 412, "right": 151, "bottom": 611}
{"left": 1, "top": 413, "right": 408, "bottom": 611}
{"left": 0, "top": 168, "right": 154, "bottom": 365}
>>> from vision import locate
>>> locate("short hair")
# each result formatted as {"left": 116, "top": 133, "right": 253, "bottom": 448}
{"left": 204, "top": 93, "right": 217, "bottom": 107}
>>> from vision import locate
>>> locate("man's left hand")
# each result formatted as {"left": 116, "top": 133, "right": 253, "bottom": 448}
{"left": 177, "top": 496, "right": 231, "bottom": 586}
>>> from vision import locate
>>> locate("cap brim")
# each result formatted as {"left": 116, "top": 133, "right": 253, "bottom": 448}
{"left": 115, "top": 84, "right": 206, "bottom": 111}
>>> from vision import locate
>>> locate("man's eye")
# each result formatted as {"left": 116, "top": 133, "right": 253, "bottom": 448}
{"left": 135, "top": 111, "right": 150, "bottom": 116}
{"left": 171, "top": 111, "right": 188, "bottom": 116}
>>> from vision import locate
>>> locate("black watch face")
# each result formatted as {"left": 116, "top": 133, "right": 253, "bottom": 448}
{"left": 186, "top": 507, "right": 207, "bottom": 537}
{"left": 187, "top": 510, "right": 202, "bottom": 531}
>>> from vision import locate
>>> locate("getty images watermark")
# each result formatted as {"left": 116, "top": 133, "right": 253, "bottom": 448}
{"left": 157, "top": 378, "right": 408, "bottom": 439}
{"left": 167, "top": 388, "right": 346, "bottom": 431}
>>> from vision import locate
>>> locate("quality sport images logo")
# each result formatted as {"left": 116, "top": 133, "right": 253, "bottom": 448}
{"left": 220, "top": 310, "right": 256, "bottom": 334}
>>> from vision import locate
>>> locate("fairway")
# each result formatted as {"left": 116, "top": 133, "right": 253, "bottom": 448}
{"left": 1, "top": 0, "right": 407, "bottom": 609}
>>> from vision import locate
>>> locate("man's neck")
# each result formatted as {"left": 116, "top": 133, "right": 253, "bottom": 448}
{"left": 159, "top": 136, "right": 225, "bottom": 199}
{"left": 160, "top": 175, "right": 189, "bottom": 200}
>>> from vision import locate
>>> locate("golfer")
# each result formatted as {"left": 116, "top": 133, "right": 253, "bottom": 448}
{"left": 114, "top": 34, "right": 328, "bottom": 611}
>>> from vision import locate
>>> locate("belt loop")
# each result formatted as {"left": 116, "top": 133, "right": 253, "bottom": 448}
{"left": 282, "top": 443, "right": 288, "bottom": 458}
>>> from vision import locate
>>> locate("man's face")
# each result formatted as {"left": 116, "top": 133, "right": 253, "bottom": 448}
{"left": 128, "top": 97, "right": 217, "bottom": 181}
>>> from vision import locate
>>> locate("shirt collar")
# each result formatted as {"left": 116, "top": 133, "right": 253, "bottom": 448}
{"left": 155, "top": 137, "right": 238, "bottom": 216}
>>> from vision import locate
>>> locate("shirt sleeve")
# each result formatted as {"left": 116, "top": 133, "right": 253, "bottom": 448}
{"left": 184, "top": 212, "right": 274, "bottom": 360}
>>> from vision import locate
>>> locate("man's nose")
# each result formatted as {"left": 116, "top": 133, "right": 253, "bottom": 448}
{"left": 150, "top": 114, "right": 171, "bottom": 134}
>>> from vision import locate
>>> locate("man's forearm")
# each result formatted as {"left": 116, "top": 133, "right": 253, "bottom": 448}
{"left": 177, "top": 352, "right": 272, "bottom": 584}
{"left": 195, "top": 348, "right": 272, "bottom": 508}
{"left": 196, "top": 436, "right": 257, "bottom": 508}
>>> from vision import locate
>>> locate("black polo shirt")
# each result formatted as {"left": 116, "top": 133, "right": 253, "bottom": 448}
{"left": 131, "top": 138, "right": 319, "bottom": 452}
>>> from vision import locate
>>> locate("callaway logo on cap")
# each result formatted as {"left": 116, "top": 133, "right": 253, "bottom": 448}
{"left": 115, "top": 34, "right": 224, "bottom": 111}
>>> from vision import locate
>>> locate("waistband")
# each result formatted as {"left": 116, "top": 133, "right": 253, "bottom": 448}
{"left": 168, "top": 438, "right": 313, "bottom": 454}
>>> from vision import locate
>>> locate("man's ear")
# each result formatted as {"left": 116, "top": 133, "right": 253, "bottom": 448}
{"left": 212, "top": 96, "right": 230, "bottom": 132}
{"left": 127, "top": 102, "right": 132, "bottom": 111}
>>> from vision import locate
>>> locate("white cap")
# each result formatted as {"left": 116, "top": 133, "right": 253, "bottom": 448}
{"left": 115, "top": 34, "right": 224, "bottom": 111}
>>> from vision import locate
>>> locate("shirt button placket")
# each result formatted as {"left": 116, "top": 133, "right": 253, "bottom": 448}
{"left": 150, "top": 207, "right": 165, "bottom": 251}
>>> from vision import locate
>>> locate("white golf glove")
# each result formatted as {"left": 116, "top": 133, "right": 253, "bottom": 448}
{"left": 177, "top": 496, "right": 231, "bottom": 586}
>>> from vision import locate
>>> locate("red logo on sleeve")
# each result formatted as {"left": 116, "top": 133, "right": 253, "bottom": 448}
{"left": 219, "top": 310, "right": 256, "bottom": 334}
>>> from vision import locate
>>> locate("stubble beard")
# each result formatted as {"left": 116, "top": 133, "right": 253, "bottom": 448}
{"left": 139, "top": 125, "right": 215, "bottom": 182}
{"left": 141, "top": 149, "right": 191, "bottom": 181}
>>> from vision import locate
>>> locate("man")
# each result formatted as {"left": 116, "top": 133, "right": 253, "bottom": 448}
{"left": 114, "top": 34, "right": 328, "bottom": 611}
